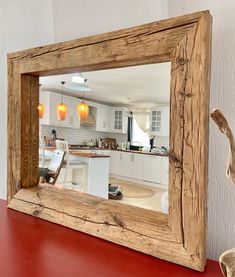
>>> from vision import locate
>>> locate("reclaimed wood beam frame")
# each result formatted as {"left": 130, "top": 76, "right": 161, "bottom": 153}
{"left": 7, "top": 11, "right": 211, "bottom": 271}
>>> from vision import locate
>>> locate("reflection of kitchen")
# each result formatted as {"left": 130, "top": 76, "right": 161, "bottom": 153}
{"left": 39, "top": 63, "right": 170, "bottom": 212}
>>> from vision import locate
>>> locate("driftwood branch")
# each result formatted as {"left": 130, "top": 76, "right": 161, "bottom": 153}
{"left": 210, "top": 109, "right": 235, "bottom": 184}
{"left": 219, "top": 249, "right": 235, "bottom": 277}
{"left": 211, "top": 109, "right": 235, "bottom": 277}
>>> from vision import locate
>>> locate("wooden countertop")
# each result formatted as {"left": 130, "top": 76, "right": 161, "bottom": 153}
{"left": 113, "top": 148, "right": 168, "bottom": 157}
{"left": 69, "top": 151, "right": 110, "bottom": 158}
{"left": 43, "top": 147, "right": 110, "bottom": 158}
{"left": 44, "top": 146, "right": 168, "bottom": 157}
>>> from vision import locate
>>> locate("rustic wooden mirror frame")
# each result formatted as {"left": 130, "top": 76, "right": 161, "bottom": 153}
{"left": 7, "top": 11, "right": 211, "bottom": 271}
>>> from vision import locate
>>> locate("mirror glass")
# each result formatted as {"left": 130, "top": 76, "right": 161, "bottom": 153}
{"left": 38, "top": 62, "right": 170, "bottom": 213}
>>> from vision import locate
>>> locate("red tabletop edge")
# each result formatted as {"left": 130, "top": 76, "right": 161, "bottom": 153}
{"left": 0, "top": 200, "right": 222, "bottom": 277}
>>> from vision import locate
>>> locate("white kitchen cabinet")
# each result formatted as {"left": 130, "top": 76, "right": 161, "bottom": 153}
{"left": 122, "top": 152, "right": 132, "bottom": 177}
{"left": 67, "top": 98, "right": 81, "bottom": 128}
{"left": 111, "top": 108, "right": 128, "bottom": 133}
{"left": 132, "top": 153, "right": 144, "bottom": 180}
{"left": 111, "top": 151, "right": 144, "bottom": 180}
{"left": 161, "top": 156, "right": 169, "bottom": 185}
{"left": 150, "top": 107, "right": 169, "bottom": 136}
{"left": 122, "top": 152, "right": 144, "bottom": 180}
{"left": 110, "top": 151, "right": 123, "bottom": 176}
{"left": 143, "top": 155, "right": 162, "bottom": 184}
{"left": 39, "top": 91, "right": 80, "bottom": 128}
{"left": 96, "top": 105, "right": 112, "bottom": 132}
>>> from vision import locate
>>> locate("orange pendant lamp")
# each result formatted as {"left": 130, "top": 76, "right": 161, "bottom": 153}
{"left": 57, "top": 81, "right": 67, "bottom": 121}
{"left": 38, "top": 103, "right": 44, "bottom": 119}
{"left": 38, "top": 84, "right": 45, "bottom": 119}
{"left": 77, "top": 100, "right": 89, "bottom": 121}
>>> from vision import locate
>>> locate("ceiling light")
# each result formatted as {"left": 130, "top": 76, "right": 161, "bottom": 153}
{"left": 57, "top": 81, "right": 67, "bottom": 121}
{"left": 38, "top": 103, "right": 44, "bottom": 119}
{"left": 77, "top": 101, "right": 89, "bottom": 121}
{"left": 38, "top": 84, "right": 44, "bottom": 119}
{"left": 77, "top": 90, "right": 89, "bottom": 121}
{"left": 64, "top": 83, "right": 91, "bottom": 92}
{"left": 72, "top": 75, "right": 87, "bottom": 84}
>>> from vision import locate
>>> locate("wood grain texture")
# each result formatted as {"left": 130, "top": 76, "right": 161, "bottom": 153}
{"left": 21, "top": 75, "right": 39, "bottom": 188}
{"left": 7, "top": 62, "right": 21, "bottom": 201}
{"left": 7, "top": 11, "right": 212, "bottom": 271}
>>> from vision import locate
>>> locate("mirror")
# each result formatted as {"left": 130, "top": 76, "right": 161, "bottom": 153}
{"left": 8, "top": 11, "right": 211, "bottom": 271}
{"left": 38, "top": 62, "right": 171, "bottom": 213}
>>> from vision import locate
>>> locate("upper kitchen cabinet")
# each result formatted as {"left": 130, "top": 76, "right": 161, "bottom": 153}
{"left": 39, "top": 91, "right": 80, "bottom": 128}
{"left": 95, "top": 105, "right": 112, "bottom": 132}
{"left": 150, "top": 107, "right": 169, "bottom": 136}
{"left": 111, "top": 107, "right": 128, "bottom": 134}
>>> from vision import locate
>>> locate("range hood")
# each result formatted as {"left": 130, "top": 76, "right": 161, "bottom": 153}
{"left": 80, "top": 114, "right": 96, "bottom": 126}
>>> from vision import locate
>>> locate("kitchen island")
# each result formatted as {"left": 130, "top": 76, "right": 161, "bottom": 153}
{"left": 70, "top": 150, "right": 110, "bottom": 199}
{"left": 43, "top": 148, "right": 110, "bottom": 199}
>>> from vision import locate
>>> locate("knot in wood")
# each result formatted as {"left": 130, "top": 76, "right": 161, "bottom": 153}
{"left": 176, "top": 58, "right": 187, "bottom": 66}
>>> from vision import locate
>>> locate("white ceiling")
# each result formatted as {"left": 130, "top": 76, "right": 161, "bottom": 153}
{"left": 40, "top": 62, "right": 171, "bottom": 107}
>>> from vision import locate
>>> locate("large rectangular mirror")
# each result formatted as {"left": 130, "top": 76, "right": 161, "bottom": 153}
{"left": 39, "top": 62, "right": 170, "bottom": 213}
{"left": 7, "top": 11, "right": 211, "bottom": 271}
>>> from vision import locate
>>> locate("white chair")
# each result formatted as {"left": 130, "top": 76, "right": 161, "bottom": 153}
{"left": 55, "top": 140, "right": 87, "bottom": 190}
{"left": 39, "top": 142, "right": 52, "bottom": 168}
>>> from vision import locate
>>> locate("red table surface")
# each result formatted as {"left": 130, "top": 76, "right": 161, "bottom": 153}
{"left": 0, "top": 200, "right": 222, "bottom": 277}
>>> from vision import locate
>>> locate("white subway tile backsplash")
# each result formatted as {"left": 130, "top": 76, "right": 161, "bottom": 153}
{"left": 40, "top": 125, "right": 127, "bottom": 146}
{"left": 154, "top": 136, "right": 169, "bottom": 148}
{"left": 40, "top": 125, "right": 169, "bottom": 148}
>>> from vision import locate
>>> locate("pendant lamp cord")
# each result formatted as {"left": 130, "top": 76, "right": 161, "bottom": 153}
{"left": 61, "top": 81, "right": 65, "bottom": 102}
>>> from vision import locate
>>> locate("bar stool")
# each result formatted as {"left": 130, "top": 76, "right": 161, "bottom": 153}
{"left": 55, "top": 140, "right": 87, "bottom": 191}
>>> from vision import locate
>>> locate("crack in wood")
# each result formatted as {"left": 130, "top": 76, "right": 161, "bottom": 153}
{"left": 111, "top": 214, "right": 125, "bottom": 228}
{"left": 13, "top": 195, "right": 175, "bottom": 243}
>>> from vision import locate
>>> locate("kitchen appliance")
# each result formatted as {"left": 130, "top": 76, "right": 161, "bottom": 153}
{"left": 150, "top": 138, "right": 154, "bottom": 149}
{"left": 51, "top": 129, "right": 57, "bottom": 140}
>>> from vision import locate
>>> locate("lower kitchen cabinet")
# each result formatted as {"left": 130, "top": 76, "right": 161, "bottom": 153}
{"left": 122, "top": 152, "right": 132, "bottom": 178}
{"left": 132, "top": 153, "right": 144, "bottom": 180}
{"left": 110, "top": 151, "right": 123, "bottom": 176}
{"left": 143, "top": 155, "right": 162, "bottom": 184}
{"left": 161, "top": 156, "right": 169, "bottom": 185}
{"left": 112, "top": 152, "right": 144, "bottom": 180}
{"left": 95, "top": 149, "right": 168, "bottom": 187}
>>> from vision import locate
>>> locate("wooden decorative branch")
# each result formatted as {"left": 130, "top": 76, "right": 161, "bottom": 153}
{"left": 219, "top": 249, "right": 235, "bottom": 277}
{"left": 210, "top": 109, "right": 235, "bottom": 277}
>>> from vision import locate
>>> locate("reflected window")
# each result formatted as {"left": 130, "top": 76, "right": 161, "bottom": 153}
{"left": 132, "top": 117, "right": 150, "bottom": 147}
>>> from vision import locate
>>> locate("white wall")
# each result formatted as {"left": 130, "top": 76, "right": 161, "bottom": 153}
{"left": 168, "top": 0, "right": 235, "bottom": 261}
{"left": 0, "top": 0, "right": 54, "bottom": 199}
{"left": 52, "top": 0, "right": 167, "bottom": 42}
